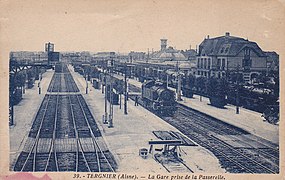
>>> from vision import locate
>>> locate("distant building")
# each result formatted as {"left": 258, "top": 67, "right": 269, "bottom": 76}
{"left": 128, "top": 51, "right": 146, "bottom": 62}
{"left": 93, "top": 52, "right": 115, "bottom": 60}
{"left": 196, "top": 32, "right": 276, "bottom": 82}
{"left": 151, "top": 39, "right": 187, "bottom": 62}
{"left": 10, "top": 51, "right": 48, "bottom": 62}
{"left": 116, "top": 53, "right": 129, "bottom": 62}
{"left": 264, "top": 51, "right": 279, "bottom": 72}
{"left": 60, "top": 52, "right": 80, "bottom": 62}
{"left": 181, "top": 49, "right": 197, "bottom": 61}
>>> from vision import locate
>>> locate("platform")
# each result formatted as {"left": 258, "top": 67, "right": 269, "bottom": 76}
{"left": 9, "top": 70, "right": 54, "bottom": 169}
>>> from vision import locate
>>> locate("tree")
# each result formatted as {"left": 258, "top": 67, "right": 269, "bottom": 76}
{"left": 207, "top": 76, "right": 227, "bottom": 108}
{"left": 195, "top": 76, "right": 206, "bottom": 101}
{"left": 182, "top": 74, "right": 196, "bottom": 98}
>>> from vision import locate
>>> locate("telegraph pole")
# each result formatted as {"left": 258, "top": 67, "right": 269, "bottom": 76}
{"left": 103, "top": 69, "right": 108, "bottom": 124}
{"left": 124, "top": 62, "right": 128, "bottom": 115}
{"left": 38, "top": 81, "right": 41, "bottom": 94}
{"left": 176, "top": 60, "right": 182, "bottom": 101}
{"left": 236, "top": 64, "right": 240, "bottom": 114}
{"left": 85, "top": 74, "right": 88, "bottom": 94}
{"left": 38, "top": 72, "right": 42, "bottom": 94}
{"left": 108, "top": 59, "right": 114, "bottom": 128}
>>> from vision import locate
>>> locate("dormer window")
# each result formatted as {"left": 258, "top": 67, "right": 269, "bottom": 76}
{"left": 244, "top": 48, "right": 250, "bottom": 56}
{"left": 225, "top": 47, "right": 229, "bottom": 53}
{"left": 220, "top": 48, "right": 224, "bottom": 53}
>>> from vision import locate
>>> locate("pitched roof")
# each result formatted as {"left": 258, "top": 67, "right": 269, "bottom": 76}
{"left": 151, "top": 46, "right": 187, "bottom": 61}
{"left": 198, "top": 34, "right": 266, "bottom": 57}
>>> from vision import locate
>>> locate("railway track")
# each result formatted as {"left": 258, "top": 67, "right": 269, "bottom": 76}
{"left": 161, "top": 105, "right": 279, "bottom": 173}
{"left": 154, "top": 153, "right": 194, "bottom": 173}
{"left": 47, "top": 73, "right": 79, "bottom": 92}
{"left": 177, "top": 105, "right": 279, "bottom": 169}
{"left": 14, "top": 64, "right": 116, "bottom": 172}
{"left": 123, "top": 77, "right": 279, "bottom": 173}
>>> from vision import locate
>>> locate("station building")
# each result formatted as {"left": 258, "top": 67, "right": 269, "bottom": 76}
{"left": 150, "top": 39, "right": 187, "bottom": 63}
{"left": 196, "top": 32, "right": 277, "bottom": 82}
{"left": 10, "top": 51, "right": 48, "bottom": 62}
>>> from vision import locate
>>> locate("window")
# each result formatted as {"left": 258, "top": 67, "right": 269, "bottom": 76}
{"left": 242, "top": 59, "right": 252, "bottom": 68}
{"left": 201, "top": 58, "right": 204, "bottom": 69}
{"left": 244, "top": 48, "right": 250, "bottom": 56}
{"left": 220, "top": 48, "right": 224, "bottom": 53}
{"left": 225, "top": 47, "right": 229, "bottom": 53}
{"left": 221, "top": 59, "right": 225, "bottom": 70}
{"left": 217, "top": 58, "right": 221, "bottom": 69}
{"left": 197, "top": 58, "right": 200, "bottom": 68}
{"left": 204, "top": 59, "right": 207, "bottom": 69}
{"left": 208, "top": 58, "right": 211, "bottom": 69}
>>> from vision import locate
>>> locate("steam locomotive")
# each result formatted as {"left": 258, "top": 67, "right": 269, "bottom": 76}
{"left": 142, "top": 80, "right": 176, "bottom": 116}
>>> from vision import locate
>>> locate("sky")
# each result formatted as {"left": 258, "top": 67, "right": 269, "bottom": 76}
{"left": 1, "top": 0, "right": 285, "bottom": 56}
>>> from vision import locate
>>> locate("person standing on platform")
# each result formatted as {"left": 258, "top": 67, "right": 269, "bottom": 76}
{"left": 135, "top": 95, "right": 139, "bottom": 106}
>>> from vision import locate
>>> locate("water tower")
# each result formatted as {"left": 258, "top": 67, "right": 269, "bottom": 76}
{"left": 160, "top": 39, "right": 167, "bottom": 51}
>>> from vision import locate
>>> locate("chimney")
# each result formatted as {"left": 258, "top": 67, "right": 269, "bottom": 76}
{"left": 207, "top": 35, "right": 210, "bottom": 39}
{"left": 225, "top": 32, "right": 230, "bottom": 37}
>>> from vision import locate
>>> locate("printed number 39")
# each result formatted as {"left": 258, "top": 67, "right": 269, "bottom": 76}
{"left": 73, "top": 174, "right": 80, "bottom": 178}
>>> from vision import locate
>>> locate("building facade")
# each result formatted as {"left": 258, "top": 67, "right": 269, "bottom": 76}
{"left": 196, "top": 32, "right": 274, "bottom": 83}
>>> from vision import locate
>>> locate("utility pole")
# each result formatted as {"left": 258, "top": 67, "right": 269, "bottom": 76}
{"left": 119, "top": 94, "right": 122, "bottom": 109}
{"left": 236, "top": 64, "right": 240, "bottom": 114}
{"left": 103, "top": 68, "right": 108, "bottom": 124}
{"left": 176, "top": 60, "right": 182, "bottom": 101}
{"left": 124, "top": 62, "right": 128, "bottom": 115}
{"left": 147, "top": 48, "right": 149, "bottom": 63}
{"left": 38, "top": 81, "right": 41, "bottom": 94}
{"left": 38, "top": 71, "right": 42, "bottom": 94}
{"left": 85, "top": 74, "right": 88, "bottom": 94}
{"left": 108, "top": 59, "right": 114, "bottom": 128}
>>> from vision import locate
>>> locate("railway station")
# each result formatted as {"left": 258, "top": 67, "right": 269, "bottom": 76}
{"left": 9, "top": 36, "right": 279, "bottom": 174}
